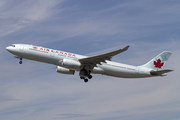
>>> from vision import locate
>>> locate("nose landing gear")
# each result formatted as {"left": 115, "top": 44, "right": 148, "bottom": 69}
{"left": 14, "top": 56, "right": 23, "bottom": 64}
{"left": 19, "top": 58, "right": 23, "bottom": 64}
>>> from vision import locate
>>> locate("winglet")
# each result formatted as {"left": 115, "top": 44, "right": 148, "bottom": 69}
{"left": 122, "top": 45, "right": 130, "bottom": 51}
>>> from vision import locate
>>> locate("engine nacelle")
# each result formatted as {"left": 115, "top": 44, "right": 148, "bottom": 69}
{"left": 56, "top": 66, "right": 75, "bottom": 75}
{"left": 61, "top": 59, "right": 81, "bottom": 69}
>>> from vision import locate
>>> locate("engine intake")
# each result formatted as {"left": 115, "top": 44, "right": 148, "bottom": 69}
{"left": 56, "top": 66, "right": 75, "bottom": 75}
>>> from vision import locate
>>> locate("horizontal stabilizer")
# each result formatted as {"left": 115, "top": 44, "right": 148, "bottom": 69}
{"left": 150, "top": 69, "right": 173, "bottom": 76}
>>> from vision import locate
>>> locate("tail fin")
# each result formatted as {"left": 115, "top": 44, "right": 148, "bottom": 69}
{"left": 141, "top": 51, "right": 172, "bottom": 71}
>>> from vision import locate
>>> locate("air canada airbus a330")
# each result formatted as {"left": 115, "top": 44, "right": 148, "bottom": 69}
{"left": 6, "top": 44, "right": 173, "bottom": 82}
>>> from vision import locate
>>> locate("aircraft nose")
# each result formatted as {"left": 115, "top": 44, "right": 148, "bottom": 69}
{"left": 6, "top": 46, "right": 13, "bottom": 52}
{"left": 6, "top": 46, "right": 10, "bottom": 51}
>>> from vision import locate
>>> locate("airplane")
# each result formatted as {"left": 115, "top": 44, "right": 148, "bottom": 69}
{"left": 6, "top": 44, "right": 173, "bottom": 83}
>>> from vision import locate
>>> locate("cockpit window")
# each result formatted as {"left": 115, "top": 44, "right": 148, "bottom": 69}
{"left": 11, "top": 45, "right": 15, "bottom": 47}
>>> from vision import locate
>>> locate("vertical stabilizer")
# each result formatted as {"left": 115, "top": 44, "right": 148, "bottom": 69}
{"left": 141, "top": 51, "right": 172, "bottom": 70}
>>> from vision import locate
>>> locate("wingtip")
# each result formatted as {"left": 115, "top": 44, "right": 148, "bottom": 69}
{"left": 123, "top": 45, "right": 130, "bottom": 51}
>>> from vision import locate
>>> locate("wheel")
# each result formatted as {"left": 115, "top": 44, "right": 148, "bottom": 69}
{"left": 84, "top": 79, "right": 88, "bottom": 83}
{"left": 80, "top": 77, "right": 84, "bottom": 79}
{"left": 19, "top": 61, "right": 22, "bottom": 64}
{"left": 88, "top": 75, "right": 92, "bottom": 79}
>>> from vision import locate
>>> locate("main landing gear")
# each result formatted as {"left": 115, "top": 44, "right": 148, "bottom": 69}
{"left": 80, "top": 75, "right": 92, "bottom": 83}
{"left": 79, "top": 69, "right": 93, "bottom": 83}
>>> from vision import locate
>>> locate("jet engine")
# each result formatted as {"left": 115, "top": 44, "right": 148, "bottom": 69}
{"left": 56, "top": 66, "right": 75, "bottom": 75}
{"left": 61, "top": 59, "right": 81, "bottom": 69}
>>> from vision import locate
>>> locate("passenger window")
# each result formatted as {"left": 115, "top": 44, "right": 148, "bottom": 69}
{"left": 11, "top": 45, "right": 15, "bottom": 47}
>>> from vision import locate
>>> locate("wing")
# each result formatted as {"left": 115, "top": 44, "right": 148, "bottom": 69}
{"left": 79, "top": 45, "right": 130, "bottom": 67}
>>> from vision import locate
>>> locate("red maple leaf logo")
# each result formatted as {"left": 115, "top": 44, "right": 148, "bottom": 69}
{"left": 154, "top": 59, "right": 164, "bottom": 68}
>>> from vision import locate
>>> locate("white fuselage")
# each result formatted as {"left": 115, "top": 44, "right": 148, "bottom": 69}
{"left": 6, "top": 44, "right": 153, "bottom": 78}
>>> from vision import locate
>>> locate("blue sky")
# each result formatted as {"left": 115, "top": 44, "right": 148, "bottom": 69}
{"left": 0, "top": 0, "right": 180, "bottom": 120}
